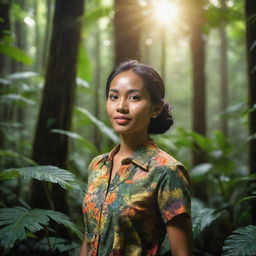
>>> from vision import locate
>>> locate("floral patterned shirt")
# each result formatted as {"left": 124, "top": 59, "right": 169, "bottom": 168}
{"left": 82, "top": 140, "right": 191, "bottom": 256}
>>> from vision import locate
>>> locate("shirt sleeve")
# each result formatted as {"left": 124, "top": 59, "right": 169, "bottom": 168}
{"left": 157, "top": 164, "right": 191, "bottom": 223}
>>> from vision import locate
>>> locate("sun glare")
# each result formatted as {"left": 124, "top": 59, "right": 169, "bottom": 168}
{"left": 154, "top": 1, "right": 178, "bottom": 24}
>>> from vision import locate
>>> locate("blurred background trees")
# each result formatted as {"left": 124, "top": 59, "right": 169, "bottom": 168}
{"left": 0, "top": 0, "right": 255, "bottom": 255}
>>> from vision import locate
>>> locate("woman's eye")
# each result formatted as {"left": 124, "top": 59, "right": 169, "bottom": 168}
{"left": 129, "top": 95, "right": 141, "bottom": 101}
{"left": 109, "top": 94, "right": 118, "bottom": 100}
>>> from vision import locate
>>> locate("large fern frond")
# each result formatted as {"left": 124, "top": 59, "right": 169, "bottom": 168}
{"left": 0, "top": 206, "right": 83, "bottom": 250}
{"left": 0, "top": 165, "right": 81, "bottom": 191}
{"left": 222, "top": 225, "right": 256, "bottom": 256}
{"left": 75, "top": 107, "right": 119, "bottom": 143}
{"left": 192, "top": 198, "right": 222, "bottom": 238}
{"left": 35, "top": 237, "right": 80, "bottom": 253}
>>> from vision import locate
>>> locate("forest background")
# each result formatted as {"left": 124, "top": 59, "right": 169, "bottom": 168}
{"left": 0, "top": 0, "right": 256, "bottom": 255}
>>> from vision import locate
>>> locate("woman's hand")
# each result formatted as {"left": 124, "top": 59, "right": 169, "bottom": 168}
{"left": 79, "top": 233, "right": 88, "bottom": 256}
{"left": 166, "top": 214, "right": 193, "bottom": 256}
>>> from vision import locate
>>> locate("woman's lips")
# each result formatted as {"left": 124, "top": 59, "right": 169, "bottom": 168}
{"left": 114, "top": 116, "right": 131, "bottom": 125}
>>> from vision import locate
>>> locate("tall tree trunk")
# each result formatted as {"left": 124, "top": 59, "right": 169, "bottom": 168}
{"left": 0, "top": 1, "right": 10, "bottom": 76}
{"left": 190, "top": 0, "right": 207, "bottom": 164}
{"left": 93, "top": 23, "right": 101, "bottom": 150}
{"left": 12, "top": 0, "right": 27, "bottom": 72}
{"left": 219, "top": 0, "right": 228, "bottom": 136}
{"left": 42, "top": 0, "right": 53, "bottom": 71}
{"left": 34, "top": 0, "right": 41, "bottom": 71}
{"left": 0, "top": 1, "right": 11, "bottom": 150}
{"left": 31, "top": 0, "right": 85, "bottom": 214}
{"left": 189, "top": 0, "right": 207, "bottom": 201}
{"left": 245, "top": 0, "right": 256, "bottom": 225}
{"left": 114, "top": 0, "right": 142, "bottom": 64}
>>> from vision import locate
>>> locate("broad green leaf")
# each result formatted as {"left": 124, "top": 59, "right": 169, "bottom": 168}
{"left": 35, "top": 237, "right": 80, "bottom": 253}
{"left": 0, "top": 94, "right": 36, "bottom": 105}
{"left": 0, "top": 43, "right": 33, "bottom": 65}
{"left": 75, "top": 107, "right": 119, "bottom": 144}
{"left": 77, "top": 46, "right": 92, "bottom": 82}
{"left": 85, "top": 6, "right": 113, "bottom": 26}
{"left": 223, "top": 225, "right": 256, "bottom": 256}
{"left": 0, "top": 149, "right": 36, "bottom": 165}
{"left": 0, "top": 166, "right": 80, "bottom": 191}
{"left": 0, "top": 207, "right": 83, "bottom": 250}
{"left": 76, "top": 77, "right": 89, "bottom": 88}
{"left": 6, "top": 71, "right": 38, "bottom": 80}
{"left": 51, "top": 129, "right": 98, "bottom": 154}
{"left": 192, "top": 199, "right": 222, "bottom": 238}
{"left": 190, "top": 163, "right": 213, "bottom": 181}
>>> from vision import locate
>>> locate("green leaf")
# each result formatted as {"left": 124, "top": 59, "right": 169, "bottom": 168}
{"left": 190, "top": 163, "right": 213, "bottom": 182}
{"left": 77, "top": 46, "right": 93, "bottom": 82}
{"left": 75, "top": 107, "right": 119, "bottom": 144}
{"left": 76, "top": 77, "right": 89, "bottom": 88}
{"left": 51, "top": 129, "right": 98, "bottom": 154}
{"left": 85, "top": 6, "right": 113, "bottom": 26}
{"left": 0, "top": 42, "right": 33, "bottom": 65}
{"left": 0, "top": 149, "right": 37, "bottom": 165}
{"left": 6, "top": 71, "right": 38, "bottom": 80}
{"left": 223, "top": 225, "right": 256, "bottom": 256}
{"left": 35, "top": 237, "right": 80, "bottom": 253}
{"left": 0, "top": 166, "right": 80, "bottom": 191}
{"left": 0, "top": 93, "right": 36, "bottom": 105}
{"left": 0, "top": 207, "right": 83, "bottom": 250}
{"left": 192, "top": 199, "right": 222, "bottom": 238}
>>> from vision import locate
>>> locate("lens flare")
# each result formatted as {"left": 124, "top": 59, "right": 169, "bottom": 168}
{"left": 154, "top": 1, "right": 178, "bottom": 24}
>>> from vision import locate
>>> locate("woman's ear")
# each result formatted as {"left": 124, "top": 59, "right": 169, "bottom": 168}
{"left": 151, "top": 102, "right": 163, "bottom": 118}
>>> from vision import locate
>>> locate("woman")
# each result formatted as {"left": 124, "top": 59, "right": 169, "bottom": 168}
{"left": 80, "top": 60, "right": 193, "bottom": 256}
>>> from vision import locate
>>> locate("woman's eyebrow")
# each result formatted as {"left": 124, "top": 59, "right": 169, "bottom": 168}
{"left": 127, "top": 89, "right": 142, "bottom": 93}
{"left": 109, "top": 89, "right": 142, "bottom": 93}
{"left": 109, "top": 89, "right": 119, "bottom": 93}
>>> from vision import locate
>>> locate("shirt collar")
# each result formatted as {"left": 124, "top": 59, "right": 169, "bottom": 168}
{"left": 97, "top": 140, "right": 158, "bottom": 171}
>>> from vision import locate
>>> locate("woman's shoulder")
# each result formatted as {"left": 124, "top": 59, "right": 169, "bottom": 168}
{"left": 151, "top": 147, "right": 184, "bottom": 170}
{"left": 150, "top": 147, "right": 190, "bottom": 185}
{"left": 89, "top": 153, "right": 108, "bottom": 170}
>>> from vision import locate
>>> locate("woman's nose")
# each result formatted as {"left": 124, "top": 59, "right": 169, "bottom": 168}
{"left": 116, "top": 99, "right": 129, "bottom": 113}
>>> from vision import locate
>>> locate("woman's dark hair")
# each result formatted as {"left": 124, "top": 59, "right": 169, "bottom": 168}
{"left": 105, "top": 60, "right": 173, "bottom": 134}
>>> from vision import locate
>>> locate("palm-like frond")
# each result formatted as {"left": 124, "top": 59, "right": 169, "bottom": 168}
{"left": 75, "top": 107, "right": 119, "bottom": 143}
{"left": 0, "top": 165, "right": 81, "bottom": 191}
{"left": 0, "top": 206, "right": 83, "bottom": 250}
{"left": 192, "top": 198, "right": 222, "bottom": 238}
{"left": 222, "top": 225, "right": 256, "bottom": 256}
{"left": 35, "top": 237, "right": 80, "bottom": 253}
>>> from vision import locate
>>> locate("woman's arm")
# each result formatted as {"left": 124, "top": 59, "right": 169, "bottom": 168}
{"left": 79, "top": 233, "right": 88, "bottom": 256}
{"left": 166, "top": 214, "right": 193, "bottom": 256}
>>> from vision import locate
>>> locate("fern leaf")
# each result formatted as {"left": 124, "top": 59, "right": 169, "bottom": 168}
{"left": 0, "top": 165, "right": 81, "bottom": 191}
{"left": 35, "top": 237, "right": 80, "bottom": 253}
{"left": 75, "top": 107, "right": 119, "bottom": 143}
{"left": 192, "top": 198, "right": 222, "bottom": 238}
{"left": 222, "top": 225, "right": 256, "bottom": 256}
{"left": 0, "top": 207, "right": 83, "bottom": 250}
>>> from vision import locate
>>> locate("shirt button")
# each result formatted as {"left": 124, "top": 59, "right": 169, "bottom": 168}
{"left": 121, "top": 158, "right": 132, "bottom": 165}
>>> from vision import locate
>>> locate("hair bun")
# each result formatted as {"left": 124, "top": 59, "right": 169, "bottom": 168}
{"left": 148, "top": 102, "right": 173, "bottom": 134}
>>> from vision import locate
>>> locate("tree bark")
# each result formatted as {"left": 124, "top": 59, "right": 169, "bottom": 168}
{"left": 0, "top": 1, "right": 11, "bottom": 150}
{"left": 245, "top": 0, "right": 256, "bottom": 225}
{"left": 190, "top": 0, "right": 207, "bottom": 165}
{"left": 188, "top": 0, "right": 207, "bottom": 201}
{"left": 219, "top": 0, "right": 228, "bottom": 136}
{"left": 42, "top": 0, "right": 53, "bottom": 71}
{"left": 114, "top": 0, "right": 142, "bottom": 64}
{"left": 93, "top": 23, "right": 101, "bottom": 150}
{"left": 31, "top": 0, "right": 85, "bottom": 213}
{"left": 0, "top": 1, "right": 10, "bottom": 76}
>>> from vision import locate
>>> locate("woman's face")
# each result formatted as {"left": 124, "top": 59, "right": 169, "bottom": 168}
{"left": 106, "top": 70, "right": 158, "bottom": 137}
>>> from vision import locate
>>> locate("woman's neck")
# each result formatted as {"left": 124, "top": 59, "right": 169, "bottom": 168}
{"left": 118, "top": 132, "right": 150, "bottom": 158}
